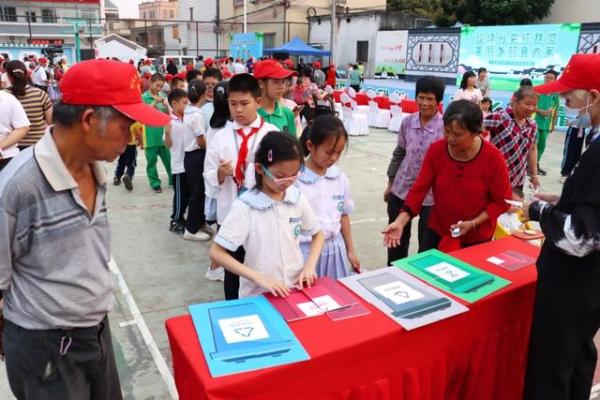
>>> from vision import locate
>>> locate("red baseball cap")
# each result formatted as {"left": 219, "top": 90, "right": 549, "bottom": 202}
{"left": 254, "top": 59, "right": 297, "bottom": 79}
{"left": 283, "top": 58, "right": 294, "bottom": 69}
{"left": 204, "top": 57, "right": 214, "bottom": 67}
{"left": 60, "top": 59, "right": 170, "bottom": 127}
{"left": 313, "top": 61, "right": 321, "bottom": 69}
{"left": 38, "top": 57, "right": 47, "bottom": 64}
{"left": 535, "top": 54, "right": 600, "bottom": 94}
{"left": 164, "top": 73, "right": 173, "bottom": 81}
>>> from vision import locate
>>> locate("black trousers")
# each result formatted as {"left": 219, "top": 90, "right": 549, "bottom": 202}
{"left": 114, "top": 144, "right": 137, "bottom": 179}
{"left": 183, "top": 149, "right": 206, "bottom": 234}
{"left": 3, "top": 316, "right": 122, "bottom": 400}
{"left": 561, "top": 126, "right": 586, "bottom": 177}
{"left": 224, "top": 247, "right": 244, "bottom": 300}
{"left": 171, "top": 172, "right": 189, "bottom": 223}
{"left": 386, "top": 193, "right": 432, "bottom": 265}
{"left": 524, "top": 278, "right": 600, "bottom": 400}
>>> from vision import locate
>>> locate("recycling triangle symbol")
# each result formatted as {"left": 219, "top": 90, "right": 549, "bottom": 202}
{"left": 234, "top": 327, "right": 254, "bottom": 337}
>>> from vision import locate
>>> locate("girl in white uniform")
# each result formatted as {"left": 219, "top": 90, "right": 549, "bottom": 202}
{"left": 210, "top": 132, "right": 325, "bottom": 298}
{"left": 297, "top": 115, "right": 361, "bottom": 278}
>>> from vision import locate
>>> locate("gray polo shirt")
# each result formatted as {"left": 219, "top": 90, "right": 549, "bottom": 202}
{"left": 0, "top": 131, "right": 113, "bottom": 330}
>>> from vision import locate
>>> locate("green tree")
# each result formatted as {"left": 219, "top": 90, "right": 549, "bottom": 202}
{"left": 455, "top": 0, "right": 556, "bottom": 25}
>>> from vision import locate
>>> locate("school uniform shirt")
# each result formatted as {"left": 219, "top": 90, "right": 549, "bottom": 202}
{"left": 257, "top": 102, "right": 297, "bottom": 136}
{"left": 296, "top": 165, "right": 354, "bottom": 242}
{"left": 141, "top": 91, "right": 169, "bottom": 148}
{"left": 204, "top": 117, "right": 279, "bottom": 224}
{"left": 205, "top": 122, "right": 232, "bottom": 199}
{"left": 214, "top": 186, "right": 321, "bottom": 298}
{"left": 183, "top": 105, "right": 206, "bottom": 152}
{"left": 0, "top": 90, "right": 30, "bottom": 159}
{"left": 200, "top": 101, "right": 214, "bottom": 131}
{"left": 30, "top": 66, "right": 47, "bottom": 87}
{"left": 167, "top": 113, "right": 186, "bottom": 174}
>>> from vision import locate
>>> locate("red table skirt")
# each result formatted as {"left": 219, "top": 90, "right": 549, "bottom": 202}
{"left": 166, "top": 237, "right": 538, "bottom": 400}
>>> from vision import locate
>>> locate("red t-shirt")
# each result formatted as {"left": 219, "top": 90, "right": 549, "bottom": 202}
{"left": 403, "top": 139, "right": 511, "bottom": 246}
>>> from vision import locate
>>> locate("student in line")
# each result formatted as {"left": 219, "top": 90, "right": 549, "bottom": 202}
{"left": 209, "top": 132, "right": 325, "bottom": 298}
{"left": 182, "top": 79, "right": 213, "bottom": 241}
{"left": 164, "top": 88, "right": 190, "bottom": 234}
{"left": 203, "top": 73, "right": 279, "bottom": 299}
{"left": 297, "top": 115, "right": 360, "bottom": 279}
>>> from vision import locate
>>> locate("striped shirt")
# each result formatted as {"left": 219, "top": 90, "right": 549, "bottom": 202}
{"left": 6, "top": 85, "right": 52, "bottom": 146}
{"left": 0, "top": 131, "right": 113, "bottom": 329}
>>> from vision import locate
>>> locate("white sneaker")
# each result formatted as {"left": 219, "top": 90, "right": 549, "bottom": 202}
{"left": 559, "top": 176, "right": 567, "bottom": 184}
{"left": 205, "top": 266, "right": 225, "bottom": 281}
{"left": 183, "top": 229, "right": 211, "bottom": 241}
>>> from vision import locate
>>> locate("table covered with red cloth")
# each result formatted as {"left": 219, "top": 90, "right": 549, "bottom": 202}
{"left": 166, "top": 237, "right": 538, "bottom": 400}
{"left": 355, "top": 93, "right": 370, "bottom": 106}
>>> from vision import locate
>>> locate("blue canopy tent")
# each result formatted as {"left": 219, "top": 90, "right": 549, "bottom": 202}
{"left": 264, "top": 37, "right": 330, "bottom": 56}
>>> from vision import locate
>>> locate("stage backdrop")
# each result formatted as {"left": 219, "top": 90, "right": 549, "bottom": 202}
{"left": 229, "top": 32, "right": 263, "bottom": 60}
{"left": 374, "top": 31, "right": 409, "bottom": 76}
{"left": 457, "top": 23, "right": 581, "bottom": 91}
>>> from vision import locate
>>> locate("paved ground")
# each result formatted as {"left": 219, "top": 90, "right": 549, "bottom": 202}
{"left": 1, "top": 127, "right": 597, "bottom": 399}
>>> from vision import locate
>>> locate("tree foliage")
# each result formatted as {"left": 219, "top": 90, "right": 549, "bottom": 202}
{"left": 387, "top": 0, "right": 556, "bottom": 26}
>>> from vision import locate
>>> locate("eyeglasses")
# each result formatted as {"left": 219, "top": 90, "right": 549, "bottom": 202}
{"left": 261, "top": 164, "right": 302, "bottom": 184}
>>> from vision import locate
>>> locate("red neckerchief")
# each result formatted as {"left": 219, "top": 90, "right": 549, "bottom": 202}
{"left": 234, "top": 119, "right": 264, "bottom": 189}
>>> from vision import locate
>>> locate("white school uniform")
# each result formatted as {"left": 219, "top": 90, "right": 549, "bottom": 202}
{"left": 183, "top": 105, "right": 206, "bottom": 153}
{"left": 203, "top": 117, "right": 278, "bottom": 224}
{"left": 167, "top": 113, "right": 186, "bottom": 174}
{"left": 214, "top": 186, "right": 321, "bottom": 298}
{"left": 203, "top": 121, "right": 232, "bottom": 220}
{"left": 296, "top": 164, "right": 355, "bottom": 278}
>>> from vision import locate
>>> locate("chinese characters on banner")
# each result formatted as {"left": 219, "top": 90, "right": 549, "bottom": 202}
{"left": 375, "top": 31, "right": 409, "bottom": 75}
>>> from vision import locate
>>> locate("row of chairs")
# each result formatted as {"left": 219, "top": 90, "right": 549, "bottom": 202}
{"left": 336, "top": 88, "right": 406, "bottom": 136}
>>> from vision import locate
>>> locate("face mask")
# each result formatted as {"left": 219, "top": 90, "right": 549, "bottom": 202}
{"left": 565, "top": 96, "right": 593, "bottom": 128}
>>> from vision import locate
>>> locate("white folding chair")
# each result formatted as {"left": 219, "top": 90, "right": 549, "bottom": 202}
{"left": 388, "top": 93, "right": 403, "bottom": 133}
{"left": 368, "top": 100, "right": 391, "bottom": 129}
{"left": 341, "top": 92, "right": 369, "bottom": 136}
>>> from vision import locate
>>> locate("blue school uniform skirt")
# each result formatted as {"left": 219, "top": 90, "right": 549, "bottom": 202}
{"left": 300, "top": 232, "right": 351, "bottom": 279}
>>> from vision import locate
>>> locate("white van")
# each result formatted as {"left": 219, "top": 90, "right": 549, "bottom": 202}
{"left": 160, "top": 55, "right": 196, "bottom": 72}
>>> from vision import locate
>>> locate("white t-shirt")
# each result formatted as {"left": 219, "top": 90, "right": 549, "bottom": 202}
{"left": 183, "top": 105, "right": 205, "bottom": 153}
{"left": 203, "top": 117, "right": 279, "bottom": 224}
{"left": 296, "top": 165, "right": 355, "bottom": 242}
{"left": 232, "top": 62, "right": 246, "bottom": 75}
{"left": 167, "top": 113, "right": 186, "bottom": 174}
{"left": 1, "top": 72, "right": 9, "bottom": 89}
{"left": 31, "top": 66, "right": 47, "bottom": 87}
{"left": 0, "top": 90, "right": 30, "bottom": 159}
{"left": 214, "top": 186, "right": 321, "bottom": 298}
{"left": 200, "top": 101, "right": 214, "bottom": 132}
{"left": 453, "top": 88, "right": 483, "bottom": 104}
{"left": 204, "top": 121, "right": 232, "bottom": 198}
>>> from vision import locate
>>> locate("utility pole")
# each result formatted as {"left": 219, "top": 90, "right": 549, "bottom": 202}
{"left": 330, "top": 0, "right": 336, "bottom": 65}
{"left": 243, "top": 0, "right": 247, "bottom": 33}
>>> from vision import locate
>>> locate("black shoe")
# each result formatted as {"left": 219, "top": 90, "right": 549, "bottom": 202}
{"left": 113, "top": 176, "right": 121, "bottom": 186}
{"left": 122, "top": 175, "right": 133, "bottom": 191}
{"left": 152, "top": 187, "right": 162, "bottom": 193}
{"left": 538, "top": 168, "right": 547, "bottom": 176}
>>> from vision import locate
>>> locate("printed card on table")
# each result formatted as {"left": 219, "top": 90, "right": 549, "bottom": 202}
{"left": 339, "top": 268, "right": 468, "bottom": 331}
{"left": 393, "top": 249, "right": 511, "bottom": 303}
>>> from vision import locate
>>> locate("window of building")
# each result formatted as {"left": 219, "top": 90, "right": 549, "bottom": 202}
{"left": 169, "top": 10, "right": 174, "bottom": 18}
{"left": 149, "top": 11, "right": 155, "bottom": 19}
{"left": 163, "top": 10, "right": 168, "bottom": 19}
{"left": 80, "top": 10, "right": 98, "bottom": 22}
{"left": 172, "top": 25, "right": 179, "bottom": 39}
{"left": 143, "top": 12, "right": 147, "bottom": 19}
{"left": 41, "top": 9, "right": 57, "bottom": 23}
{"left": 263, "top": 33, "right": 276, "bottom": 49}
{"left": 0, "top": 6, "right": 17, "bottom": 22}
{"left": 356, "top": 41, "right": 369, "bottom": 63}
{"left": 25, "top": 11, "right": 37, "bottom": 23}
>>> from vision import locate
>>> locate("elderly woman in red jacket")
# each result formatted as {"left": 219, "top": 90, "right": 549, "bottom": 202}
{"left": 383, "top": 99, "right": 511, "bottom": 251}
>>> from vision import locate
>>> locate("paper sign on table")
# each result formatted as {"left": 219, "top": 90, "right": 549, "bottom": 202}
{"left": 265, "top": 276, "right": 370, "bottom": 322}
{"left": 486, "top": 250, "right": 536, "bottom": 271}
{"left": 188, "top": 296, "right": 309, "bottom": 377}
{"left": 339, "top": 268, "right": 468, "bottom": 330}
{"left": 393, "top": 249, "right": 511, "bottom": 303}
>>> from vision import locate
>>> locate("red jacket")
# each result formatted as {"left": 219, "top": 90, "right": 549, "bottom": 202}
{"left": 403, "top": 139, "right": 511, "bottom": 249}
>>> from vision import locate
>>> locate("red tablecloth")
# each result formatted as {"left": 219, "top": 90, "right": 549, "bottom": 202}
{"left": 374, "top": 96, "right": 391, "bottom": 110}
{"left": 333, "top": 90, "right": 342, "bottom": 103}
{"left": 355, "top": 93, "right": 370, "bottom": 106}
{"left": 166, "top": 237, "right": 538, "bottom": 400}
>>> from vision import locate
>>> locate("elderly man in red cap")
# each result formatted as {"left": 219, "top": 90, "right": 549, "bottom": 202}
{"left": 0, "top": 59, "right": 170, "bottom": 400}
{"left": 522, "top": 53, "right": 600, "bottom": 400}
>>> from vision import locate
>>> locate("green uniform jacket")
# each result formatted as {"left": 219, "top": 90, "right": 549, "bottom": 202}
{"left": 535, "top": 93, "right": 560, "bottom": 131}
{"left": 258, "top": 102, "right": 297, "bottom": 136}
{"left": 141, "top": 90, "right": 169, "bottom": 148}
